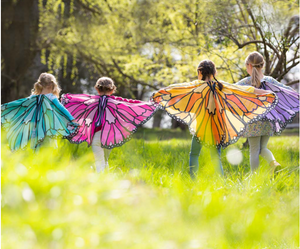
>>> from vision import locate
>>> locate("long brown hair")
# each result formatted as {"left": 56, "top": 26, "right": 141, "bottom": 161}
{"left": 31, "top": 73, "right": 61, "bottom": 98}
{"left": 197, "top": 60, "right": 223, "bottom": 90}
{"left": 245, "top": 52, "right": 264, "bottom": 88}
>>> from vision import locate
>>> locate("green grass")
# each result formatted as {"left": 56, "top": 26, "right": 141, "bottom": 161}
{"left": 2, "top": 129, "right": 299, "bottom": 249}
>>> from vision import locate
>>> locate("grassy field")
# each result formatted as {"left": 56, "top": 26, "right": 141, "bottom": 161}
{"left": 1, "top": 129, "right": 299, "bottom": 249}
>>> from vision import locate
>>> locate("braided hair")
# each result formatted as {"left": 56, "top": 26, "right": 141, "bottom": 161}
{"left": 95, "top": 77, "right": 117, "bottom": 95}
{"left": 197, "top": 60, "right": 223, "bottom": 91}
{"left": 245, "top": 52, "right": 264, "bottom": 88}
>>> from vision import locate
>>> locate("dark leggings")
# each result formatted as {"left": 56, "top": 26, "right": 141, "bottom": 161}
{"left": 189, "top": 136, "right": 223, "bottom": 178}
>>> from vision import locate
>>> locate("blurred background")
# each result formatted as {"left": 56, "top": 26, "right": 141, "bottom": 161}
{"left": 2, "top": 0, "right": 299, "bottom": 130}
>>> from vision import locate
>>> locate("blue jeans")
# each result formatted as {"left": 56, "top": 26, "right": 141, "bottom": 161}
{"left": 189, "top": 136, "right": 223, "bottom": 178}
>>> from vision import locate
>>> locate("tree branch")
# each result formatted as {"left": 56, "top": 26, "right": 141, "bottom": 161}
{"left": 76, "top": 0, "right": 102, "bottom": 15}
{"left": 286, "top": 80, "right": 299, "bottom": 86}
{"left": 276, "top": 60, "right": 300, "bottom": 80}
{"left": 103, "top": 0, "right": 113, "bottom": 12}
{"left": 111, "top": 59, "right": 159, "bottom": 90}
{"left": 234, "top": 40, "right": 280, "bottom": 58}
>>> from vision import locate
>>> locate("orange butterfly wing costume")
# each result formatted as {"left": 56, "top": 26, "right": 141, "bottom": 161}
{"left": 152, "top": 80, "right": 277, "bottom": 148}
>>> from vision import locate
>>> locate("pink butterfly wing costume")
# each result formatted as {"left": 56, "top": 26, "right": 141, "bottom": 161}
{"left": 61, "top": 94, "right": 157, "bottom": 148}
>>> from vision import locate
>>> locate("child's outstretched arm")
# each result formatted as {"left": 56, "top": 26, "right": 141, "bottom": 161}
{"left": 264, "top": 76, "right": 295, "bottom": 91}
{"left": 253, "top": 88, "right": 273, "bottom": 95}
{"left": 52, "top": 97, "right": 76, "bottom": 122}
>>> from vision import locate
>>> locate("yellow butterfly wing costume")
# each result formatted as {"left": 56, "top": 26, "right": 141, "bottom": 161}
{"left": 151, "top": 80, "right": 277, "bottom": 148}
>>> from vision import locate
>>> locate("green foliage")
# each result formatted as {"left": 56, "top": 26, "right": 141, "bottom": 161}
{"left": 3, "top": 0, "right": 298, "bottom": 102}
{"left": 2, "top": 130, "right": 299, "bottom": 248}
{"left": 39, "top": 0, "right": 293, "bottom": 97}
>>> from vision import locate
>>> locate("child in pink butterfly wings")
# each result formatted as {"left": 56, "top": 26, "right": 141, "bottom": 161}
{"left": 62, "top": 77, "right": 157, "bottom": 172}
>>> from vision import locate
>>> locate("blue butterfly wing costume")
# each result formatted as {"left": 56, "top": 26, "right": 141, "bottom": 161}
{"left": 1, "top": 95, "right": 79, "bottom": 151}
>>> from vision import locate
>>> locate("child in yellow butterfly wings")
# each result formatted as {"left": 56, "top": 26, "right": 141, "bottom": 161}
{"left": 151, "top": 60, "right": 278, "bottom": 178}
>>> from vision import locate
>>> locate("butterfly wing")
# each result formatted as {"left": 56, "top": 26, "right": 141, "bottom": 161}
{"left": 37, "top": 96, "right": 79, "bottom": 144}
{"left": 1, "top": 97, "right": 38, "bottom": 151}
{"left": 61, "top": 93, "right": 100, "bottom": 145}
{"left": 217, "top": 84, "right": 276, "bottom": 146}
{"left": 100, "top": 96, "right": 157, "bottom": 148}
{"left": 1, "top": 95, "right": 78, "bottom": 151}
{"left": 152, "top": 80, "right": 276, "bottom": 148}
{"left": 260, "top": 81, "right": 299, "bottom": 134}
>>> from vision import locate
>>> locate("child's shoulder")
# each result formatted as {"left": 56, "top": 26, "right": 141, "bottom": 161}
{"left": 262, "top": 76, "right": 281, "bottom": 85}
{"left": 235, "top": 76, "right": 251, "bottom": 85}
{"left": 29, "top": 93, "right": 57, "bottom": 101}
{"left": 44, "top": 93, "right": 57, "bottom": 100}
{"left": 263, "top": 75, "right": 275, "bottom": 82}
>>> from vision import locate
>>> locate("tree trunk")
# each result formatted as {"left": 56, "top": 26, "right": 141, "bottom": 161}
{"left": 1, "top": 0, "right": 39, "bottom": 103}
{"left": 152, "top": 110, "right": 163, "bottom": 128}
{"left": 171, "top": 119, "right": 187, "bottom": 130}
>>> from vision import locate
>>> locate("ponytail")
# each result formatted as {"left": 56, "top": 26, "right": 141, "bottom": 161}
{"left": 245, "top": 52, "right": 265, "bottom": 88}
{"left": 251, "top": 66, "right": 261, "bottom": 88}
{"left": 32, "top": 82, "right": 43, "bottom": 95}
{"left": 213, "top": 75, "right": 223, "bottom": 91}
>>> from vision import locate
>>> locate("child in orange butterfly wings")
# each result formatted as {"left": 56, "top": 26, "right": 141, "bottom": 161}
{"left": 152, "top": 60, "right": 277, "bottom": 178}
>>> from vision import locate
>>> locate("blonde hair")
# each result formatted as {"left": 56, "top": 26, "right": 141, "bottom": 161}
{"left": 245, "top": 52, "right": 265, "bottom": 88}
{"left": 94, "top": 77, "right": 117, "bottom": 95}
{"left": 31, "top": 73, "right": 61, "bottom": 98}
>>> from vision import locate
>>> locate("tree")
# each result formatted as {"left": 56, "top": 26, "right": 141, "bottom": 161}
{"left": 3, "top": 0, "right": 298, "bottom": 128}
{"left": 1, "top": 0, "right": 39, "bottom": 103}
{"left": 35, "top": 0, "right": 298, "bottom": 129}
{"left": 208, "top": 0, "right": 299, "bottom": 85}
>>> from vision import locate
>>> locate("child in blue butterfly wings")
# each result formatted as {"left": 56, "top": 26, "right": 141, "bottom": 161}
{"left": 1, "top": 73, "right": 79, "bottom": 151}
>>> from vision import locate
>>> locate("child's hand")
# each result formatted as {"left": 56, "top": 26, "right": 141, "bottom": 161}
{"left": 254, "top": 88, "right": 273, "bottom": 95}
{"left": 71, "top": 120, "right": 81, "bottom": 126}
